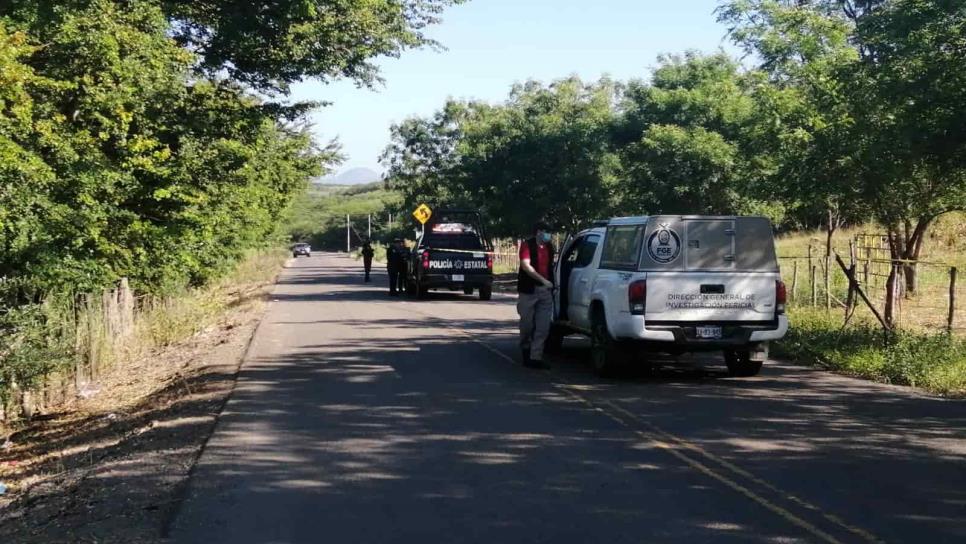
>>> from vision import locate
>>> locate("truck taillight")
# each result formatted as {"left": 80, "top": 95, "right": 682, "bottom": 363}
{"left": 486, "top": 253, "right": 493, "bottom": 269}
{"left": 421, "top": 251, "right": 430, "bottom": 270}
{"left": 628, "top": 280, "right": 646, "bottom": 315}
{"left": 776, "top": 280, "right": 787, "bottom": 315}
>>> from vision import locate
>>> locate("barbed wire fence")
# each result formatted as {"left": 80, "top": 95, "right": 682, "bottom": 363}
{"left": 780, "top": 233, "right": 962, "bottom": 335}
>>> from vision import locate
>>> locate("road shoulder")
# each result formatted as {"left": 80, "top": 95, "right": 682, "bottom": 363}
{"left": 0, "top": 285, "right": 273, "bottom": 544}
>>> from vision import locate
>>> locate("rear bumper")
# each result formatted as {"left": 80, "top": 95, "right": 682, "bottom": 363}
{"left": 418, "top": 273, "right": 493, "bottom": 289}
{"left": 620, "top": 315, "right": 789, "bottom": 347}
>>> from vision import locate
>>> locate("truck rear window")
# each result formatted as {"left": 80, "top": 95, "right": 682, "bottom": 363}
{"left": 422, "top": 235, "right": 483, "bottom": 250}
{"left": 422, "top": 222, "right": 485, "bottom": 250}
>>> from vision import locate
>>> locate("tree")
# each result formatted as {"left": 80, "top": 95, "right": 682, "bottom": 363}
{"left": 159, "top": 0, "right": 464, "bottom": 92}
{"left": 720, "top": 0, "right": 966, "bottom": 325}
{"left": 385, "top": 77, "right": 623, "bottom": 237}
{"left": 617, "top": 52, "right": 781, "bottom": 221}
{"left": 382, "top": 100, "right": 474, "bottom": 217}
{"left": 848, "top": 0, "right": 966, "bottom": 301}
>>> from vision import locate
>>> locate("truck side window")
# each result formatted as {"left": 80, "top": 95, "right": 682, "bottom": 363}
{"left": 600, "top": 226, "right": 644, "bottom": 270}
{"left": 574, "top": 234, "right": 601, "bottom": 268}
{"left": 564, "top": 236, "right": 584, "bottom": 264}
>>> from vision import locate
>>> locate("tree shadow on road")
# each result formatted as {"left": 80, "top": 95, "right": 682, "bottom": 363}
{"left": 172, "top": 322, "right": 966, "bottom": 543}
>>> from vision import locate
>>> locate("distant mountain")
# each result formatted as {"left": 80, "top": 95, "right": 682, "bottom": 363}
{"left": 317, "top": 167, "right": 381, "bottom": 185}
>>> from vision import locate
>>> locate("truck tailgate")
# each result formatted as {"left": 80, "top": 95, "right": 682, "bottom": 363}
{"left": 424, "top": 249, "right": 490, "bottom": 275}
{"left": 645, "top": 272, "right": 777, "bottom": 322}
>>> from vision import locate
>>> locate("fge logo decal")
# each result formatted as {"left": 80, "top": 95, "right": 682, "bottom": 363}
{"left": 647, "top": 224, "right": 681, "bottom": 264}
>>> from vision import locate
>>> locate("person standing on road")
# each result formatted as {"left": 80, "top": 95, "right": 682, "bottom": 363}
{"left": 394, "top": 239, "right": 409, "bottom": 293}
{"left": 386, "top": 238, "right": 406, "bottom": 296}
{"left": 517, "top": 221, "right": 555, "bottom": 369}
{"left": 361, "top": 239, "right": 375, "bottom": 283}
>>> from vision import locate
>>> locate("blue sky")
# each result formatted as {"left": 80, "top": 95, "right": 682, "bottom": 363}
{"left": 289, "top": 0, "right": 739, "bottom": 175}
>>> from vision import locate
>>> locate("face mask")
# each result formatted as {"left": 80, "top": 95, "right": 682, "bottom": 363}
{"left": 540, "top": 232, "right": 552, "bottom": 243}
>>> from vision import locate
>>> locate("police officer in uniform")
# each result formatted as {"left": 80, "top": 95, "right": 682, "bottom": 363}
{"left": 361, "top": 238, "right": 375, "bottom": 282}
{"left": 386, "top": 238, "right": 407, "bottom": 295}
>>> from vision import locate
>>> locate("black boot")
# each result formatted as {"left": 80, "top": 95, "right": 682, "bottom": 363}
{"left": 530, "top": 358, "right": 550, "bottom": 369}
{"left": 521, "top": 348, "right": 533, "bottom": 367}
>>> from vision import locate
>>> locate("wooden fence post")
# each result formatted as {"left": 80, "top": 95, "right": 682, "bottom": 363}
{"left": 949, "top": 267, "right": 958, "bottom": 333}
{"left": 825, "top": 256, "right": 832, "bottom": 311}
{"left": 791, "top": 259, "right": 799, "bottom": 302}
{"left": 811, "top": 265, "right": 818, "bottom": 306}
{"left": 807, "top": 243, "right": 813, "bottom": 279}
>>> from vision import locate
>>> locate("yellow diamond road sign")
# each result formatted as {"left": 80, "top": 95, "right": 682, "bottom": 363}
{"left": 412, "top": 203, "right": 432, "bottom": 225}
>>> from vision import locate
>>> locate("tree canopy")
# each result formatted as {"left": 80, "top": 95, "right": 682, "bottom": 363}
{"left": 382, "top": 0, "right": 966, "bottom": 324}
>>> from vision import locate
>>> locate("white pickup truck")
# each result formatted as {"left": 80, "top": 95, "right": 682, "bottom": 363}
{"left": 548, "top": 215, "right": 788, "bottom": 377}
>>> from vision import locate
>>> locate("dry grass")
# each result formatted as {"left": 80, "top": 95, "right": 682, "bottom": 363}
{"left": 1, "top": 249, "right": 287, "bottom": 427}
{"left": 0, "top": 249, "right": 287, "bottom": 539}
{"left": 776, "top": 213, "right": 966, "bottom": 335}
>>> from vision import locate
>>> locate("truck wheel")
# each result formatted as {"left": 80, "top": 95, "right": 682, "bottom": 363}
{"left": 590, "top": 310, "right": 623, "bottom": 377}
{"left": 724, "top": 350, "right": 763, "bottom": 377}
{"left": 463, "top": 286, "right": 474, "bottom": 295}
{"left": 544, "top": 324, "right": 565, "bottom": 355}
{"left": 406, "top": 280, "right": 417, "bottom": 296}
{"left": 417, "top": 285, "right": 429, "bottom": 299}
{"left": 478, "top": 285, "right": 492, "bottom": 301}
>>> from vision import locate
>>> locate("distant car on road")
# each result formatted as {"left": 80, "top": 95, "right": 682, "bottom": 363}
{"left": 293, "top": 243, "right": 311, "bottom": 258}
{"left": 406, "top": 209, "right": 494, "bottom": 300}
{"left": 550, "top": 215, "right": 788, "bottom": 377}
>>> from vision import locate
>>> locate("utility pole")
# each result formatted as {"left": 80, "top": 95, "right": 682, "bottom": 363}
{"left": 346, "top": 214, "right": 350, "bottom": 253}
{"left": 368, "top": 214, "right": 371, "bottom": 239}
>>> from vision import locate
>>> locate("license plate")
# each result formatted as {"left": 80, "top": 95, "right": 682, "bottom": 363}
{"left": 451, "top": 274, "right": 465, "bottom": 282}
{"left": 696, "top": 326, "right": 722, "bottom": 339}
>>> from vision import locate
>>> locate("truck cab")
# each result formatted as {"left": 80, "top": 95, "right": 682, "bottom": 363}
{"left": 551, "top": 215, "right": 788, "bottom": 377}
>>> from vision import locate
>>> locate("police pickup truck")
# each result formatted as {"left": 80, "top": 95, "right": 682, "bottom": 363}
{"left": 549, "top": 215, "right": 788, "bottom": 377}
{"left": 406, "top": 210, "right": 494, "bottom": 300}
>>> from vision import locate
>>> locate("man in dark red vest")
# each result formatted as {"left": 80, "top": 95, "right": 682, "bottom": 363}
{"left": 517, "top": 221, "right": 556, "bottom": 368}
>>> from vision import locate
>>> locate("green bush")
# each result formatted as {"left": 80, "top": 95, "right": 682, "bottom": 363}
{"left": 776, "top": 308, "right": 966, "bottom": 396}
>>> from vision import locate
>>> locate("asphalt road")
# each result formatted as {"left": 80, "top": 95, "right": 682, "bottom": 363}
{"left": 167, "top": 253, "right": 966, "bottom": 543}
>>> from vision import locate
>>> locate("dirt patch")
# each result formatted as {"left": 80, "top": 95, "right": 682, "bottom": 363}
{"left": 0, "top": 284, "right": 273, "bottom": 543}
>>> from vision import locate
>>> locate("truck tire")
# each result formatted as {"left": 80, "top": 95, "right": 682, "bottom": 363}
{"left": 590, "top": 309, "right": 624, "bottom": 377}
{"left": 479, "top": 285, "right": 492, "bottom": 301}
{"left": 724, "top": 350, "right": 763, "bottom": 377}
{"left": 406, "top": 280, "right": 417, "bottom": 296}
{"left": 544, "top": 324, "right": 565, "bottom": 355}
{"left": 417, "top": 285, "right": 429, "bottom": 299}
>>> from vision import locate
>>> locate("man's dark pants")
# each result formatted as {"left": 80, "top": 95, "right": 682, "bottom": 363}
{"left": 364, "top": 257, "right": 373, "bottom": 282}
{"left": 388, "top": 266, "right": 399, "bottom": 294}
